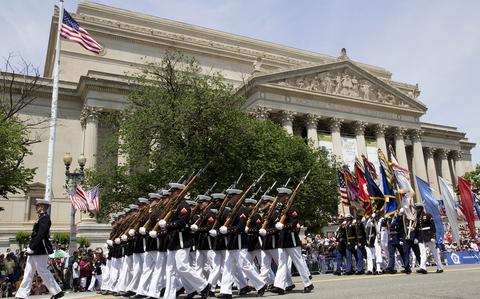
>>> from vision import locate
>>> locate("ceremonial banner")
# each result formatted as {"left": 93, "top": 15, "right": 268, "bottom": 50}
{"left": 416, "top": 176, "right": 444, "bottom": 247}
{"left": 366, "top": 140, "right": 380, "bottom": 175}
{"left": 438, "top": 176, "right": 461, "bottom": 245}
{"left": 458, "top": 177, "right": 477, "bottom": 239}
{"left": 355, "top": 159, "right": 372, "bottom": 216}
{"left": 393, "top": 164, "right": 415, "bottom": 219}
{"left": 381, "top": 164, "right": 397, "bottom": 216}
{"left": 364, "top": 157, "right": 384, "bottom": 213}
{"left": 341, "top": 137, "right": 357, "bottom": 171}
{"left": 473, "top": 193, "right": 480, "bottom": 220}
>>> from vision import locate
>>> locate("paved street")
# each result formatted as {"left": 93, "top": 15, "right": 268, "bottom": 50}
{"left": 21, "top": 265, "right": 480, "bottom": 299}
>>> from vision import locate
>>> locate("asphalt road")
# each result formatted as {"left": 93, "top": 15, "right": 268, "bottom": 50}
{"left": 22, "top": 265, "right": 480, "bottom": 299}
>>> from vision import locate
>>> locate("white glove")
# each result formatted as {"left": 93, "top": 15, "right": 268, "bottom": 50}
{"left": 114, "top": 238, "right": 121, "bottom": 245}
{"left": 259, "top": 228, "right": 267, "bottom": 237}
{"left": 219, "top": 226, "right": 228, "bottom": 235}
{"left": 106, "top": 240, "right": 113, "bottom": 246}
{"left": 209, "top": 229, "right": 218, "bottom": 237}
{"left": 342, "top": 221, "right": 347, "bottom": 225}
{"left": 355, "top": 245, "right": 358, "bottom": 250}
{"left": 190, "top": 224, "right": 199, "bottom": 232}
{"left": 26, "top": 247, "right": 34, "bottom": 254}
{"left": 275, "top": 222, "right": 284, "bottom": 231}
{"left": 149, "top": 230, "right": 158, "bottom": 238}
{"left": 121, "top": 235, "right": 128, "bottom": 242}
{"left": 139, "top": 227, "right": 146, "bottom": 235}
{"left": 399, "top": 241, "right": 403, "bottom": 246}
{"left": 352, "top": 220, "right": 357, "bottom": 224}
{"left": 128, "top": 229, "right": 136, "bottom": 236}
{"left": 430, "top": 238, "right": 435, "bottom": 243}
{"left": 414, "top": 238, "right": 419, "bottom": 244}
{"left": 244, "top": 227, "right": 249, "bottom": 233}
{"left": 158, "top": 219, "right": 167, "bottom": 229}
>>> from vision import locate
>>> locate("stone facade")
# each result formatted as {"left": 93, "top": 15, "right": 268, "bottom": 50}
{"left": 0, "top": 2, "right": 475, "bottom": 250}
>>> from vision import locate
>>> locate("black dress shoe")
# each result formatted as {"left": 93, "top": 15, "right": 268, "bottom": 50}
{"left": 50, "top": 291, "right": 65, "bottom": 299}
{"left": 216, "top": 294, "right": 233, "bottom": 299}
{"left": 186, "top": 291, "right": 197, "bottom": 299}
{"left": 270, "top": 287, "right": 285, "bottom": 295}
{"left": 176, "top": 287, "right": 185, "bottom": 297}
{"left": 160, "top": 288, "right": 165, "bottom": 297}
{"left": 436, "top": 269, "right": 444, "bottom": 273}
{"left": 386, "top": 269, "right": 397, "bottom": 274}
{"left": 355, "top": 270, "right": 364, "bottom": 275}
{"left": 303, "top": 284, "right": 314, "bottom": 293}
{"left": 130, "top": 294, "right": 146, "bottom": 299}
{"left": 256, "top": 284, "right": 267, "bottom": 297}
{"left": 200, "top": 284, "right": 211, "bottom": 299}
{"left": 113, "top": 293, "right": 123, "bottom": 297}
{"left": 239, "top": 286, "right": 251, "bottom": 295}
{"left": 366, "top": 271, "right": 373, "bottom": 275}
{"left": 333, "top": 271, "right": 341, "bottom": 276}
{"left": 208, "top": 291, "right": 216, "bottom": 297}
{"left": 416, "top": 269, "right": 428, "bottom": 274}
{"left": 402, "top": 268, "right": 412, "bottom": 274}
{"left": 285, "top": 284, "right": 295, "bottom": 291}
{"left": 345, "top": 271, "right": 354, "bottom": 275}
{"left": 123, "top": 291, "right": 135, "bottom": 297}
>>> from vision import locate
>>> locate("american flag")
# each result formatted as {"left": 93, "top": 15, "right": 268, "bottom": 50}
{"left": 60, "top": 9, "right": 103, "bottom": 54}
{"left": 87, "top": 185, "right": 101, "bottom": 214}
{"left": 68, "top": 186, "right": 88, "bottom": 211}
{"left": 338, "top": 170, "right": 350, "bottom": 206}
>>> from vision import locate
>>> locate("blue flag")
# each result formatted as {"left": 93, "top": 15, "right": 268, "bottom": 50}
{"left": 381, "top": 164, "right": 397, "bottom": 216}
{"left": 363, "top": 159, "right": 384, "bottom": 212}
{"left": 416, "top": 176, "right": 444, "bottom": 247}
{"left": 473, "top": 194, "right": 480, "bottom": 220}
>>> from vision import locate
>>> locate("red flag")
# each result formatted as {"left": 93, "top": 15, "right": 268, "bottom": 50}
{"left": 458, "top": 177, "right": 476, "bottom": 239}
{"left": 354, "top": 159, "right": 372, "bottom": 216}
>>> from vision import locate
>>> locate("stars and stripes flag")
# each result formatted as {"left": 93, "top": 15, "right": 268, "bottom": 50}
{"left": 338, "top": 170, "right": 350, "bottom": 206}
{"left": 60, "top": 9, "right": 103, "bottom": 54}
{"left": 87, "top": 185, "right": 101, "bottom": 214}
{"left": 68, "top": 186, "right": 88, "bottom": 211}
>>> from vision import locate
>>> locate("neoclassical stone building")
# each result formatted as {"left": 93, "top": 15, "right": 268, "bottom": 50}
{"left": 0, "top": 2, "right": 475, "bottom": 249}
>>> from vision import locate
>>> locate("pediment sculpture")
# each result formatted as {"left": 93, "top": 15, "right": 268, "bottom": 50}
{"left": 274, "top": 68, "right": 412, "bottom": 108}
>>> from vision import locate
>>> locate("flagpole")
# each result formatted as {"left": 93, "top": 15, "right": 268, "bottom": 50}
{"left": 44, "top": 0, "right": 64, "bottom": 204}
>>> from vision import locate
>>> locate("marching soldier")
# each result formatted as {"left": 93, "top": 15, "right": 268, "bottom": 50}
{"left": 402, "top": 208, "right": 421, "bottom": 275}
{"left": 354, "top": 214, "right": 367, "bottom": 275}
{"left": 385, "top": 211, "right": 406, "bottom": 274}
{"left": 105, "top": 211, "right": 126, "bottom": 294}
{"left": 364, "top": 213, "right": 377, "bottom": 275}
{"left": 15, "top": 199, "right": 64, "bottom": 299}
{"left": 344, "top": 213, "right": 356, "bottom": 275}
{"left": 100, "top": 214, "right": 118, "bottom": 294}
{"left": 415, "top": 203, "right": 444, "bottom": 274}
{"left": 334, "top": 214, "right": 347, "bottom": 276}
{"left": 190, "top": 194, "right": 214, "bottom": 280}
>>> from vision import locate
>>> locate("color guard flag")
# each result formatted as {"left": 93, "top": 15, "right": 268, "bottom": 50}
{"left": 438, "top": 176, "right": 461, "bottom": 245}
{"left": 416, "top": 176, "right": 444, "bottom": 247}
{"left": 60, "top": 9, "right": 103, "bottom": 54}
{"left": 338, "top": 170, "right": 350, "bottom": 206}
{"left": 381, "top": 163, "right": 397, "bottom": 216}
{"left": 458, "top": 177, "right": 477, "bottom": 239}
{"left": 355, "top": 158, "right": 372, "bottom": 216}
{"left": 363, "top": 156, "right": 384, "bottom": 213}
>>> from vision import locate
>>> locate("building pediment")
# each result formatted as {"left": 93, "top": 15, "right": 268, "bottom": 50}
{"left": 244, "top": 60, "right": 427, "bottom": 113}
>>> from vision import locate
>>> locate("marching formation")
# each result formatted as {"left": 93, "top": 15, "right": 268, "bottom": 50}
{"left": 99, "top": 166, "right": 314, "bottom": 299}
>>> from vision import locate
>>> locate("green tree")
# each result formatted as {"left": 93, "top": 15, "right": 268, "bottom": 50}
{"left": 77, "top": 236, "right": 91, "bottom": 248}
{"left": 88, "top": 51, "right": 338, "bottom": 230}
{"left": 464, "top": 165, "right": 480, "bottom": 192}
{"left": 15, "top": 231, "right": 30, "bottom": 249}
{"left": 0, "top": 55, "right": 40, "bottom": 199}
{"left": 53, "top": 232, "right": 70, "bottom": 247}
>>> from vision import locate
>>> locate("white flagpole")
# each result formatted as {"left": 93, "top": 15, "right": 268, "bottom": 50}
{"left": 44, "top": 0, "right": 64, "bottom": 203}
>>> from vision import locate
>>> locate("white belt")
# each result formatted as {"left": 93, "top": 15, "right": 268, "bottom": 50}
{"left": 258, "top": 236, "right": 263, "bottom": 247}
{"left": 238, "top": 236, "right": 242, "bottom": 249}
{"left": 272, "top": 235, "right": 276, "bottom": 248}
{"left": 291, "top": 232, "right": 297, "bottom": 247}
{"left": 207, "top": 236, "right": 212, "bottom": 250}
{"left": 156, "top": 238, "right": 159, "bottom": 248}
{"left": 420, "top": 227, "right": 431, "bottom": 230}
{"left": 179, "top": 232, "right": 184, "bottom": 249}
{"left": 143, "top": 238, "right": 146, "bottom": 251}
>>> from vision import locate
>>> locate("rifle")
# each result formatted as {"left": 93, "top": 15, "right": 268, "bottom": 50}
{"left": 192, "top": 201, "right": 216, "bottom": 227}
{"left": 152, "top": 161, "right": 212, "bottom": 232}
{"left": 190, "top": 182, "right": 217, "bottom": 217}
{"left": 278, "top": 170, "right": 311, "bottom": 224}
{"left": 260, "top": 177, "right": 290, "bottom": 230}
{"left": 211, "top": 173, "right": 244, "bottom": 231}
{"left": 246, "top": 181, "right": 276, "bottom": 228}
{"left": 223, "top": 173, "right": 265, "bottom": 228}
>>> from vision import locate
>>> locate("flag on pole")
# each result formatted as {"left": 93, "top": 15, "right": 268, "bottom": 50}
{"left": 474, "top": 193, "right": 480, "bottom": 220}
{"left": 393, "top": 163, "right": 415, "bottom": 219}
{"left": 438, "top": 176, "right": 461, "bottom": 245}
{"left": 388, "top": 144, "right": 399, "bottom": 166}
{"left": 68, "top": 186, "right": 88, "bottom": 211}
{"left": 363, "top": 156, "right": 384, "bottom": 213}
{"left": 338, "top": 170, "right": 350, "bottom": 206}
{"left": 60, "top": 9, "right": 103, "bottom": 54}
{"left": 355, "top": 158, "right": 372, "bottom": 216}
{"left": 416, "top": 176, "right": 444, "bottom": 247}
{"left": 343, "top": 165, "right": 363, "bottom": 211}
{"left": 381, "top": 164, "right": 397, "bottom": 216}
{"left": 87, "top": 185, "right": 101, "bottom": 214}
{"left": 458, "top": 177, "right": 477, "bottom": 239}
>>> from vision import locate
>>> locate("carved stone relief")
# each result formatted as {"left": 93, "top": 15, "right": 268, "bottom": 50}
{"left": 274, "top": 68, "right": 412, "bottom": 109}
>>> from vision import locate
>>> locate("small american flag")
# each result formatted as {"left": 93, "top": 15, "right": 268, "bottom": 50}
{"left": 68, "top": 186, "right": 88, "bottom": 211}
{"left": 338, "top": 170, "right": 350, "bottom": 206}
{"left": 87, "top": 185, "right": 100, "bottom": 214}
{"left": 60, "top": 9, "right": 103, "bottom": 54}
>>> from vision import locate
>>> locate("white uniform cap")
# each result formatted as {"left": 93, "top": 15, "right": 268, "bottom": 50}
{"left": 168, "top": 183, "right": 186, "bottom": 190}
{"left": 244, "top": 198, "right": 257, "bottom": 205}
{"left": 226, "top": 188, "right": 242, "bottom": 195}
{"left": 129, "top": 204, "right": 139, "bottom": 210}
{"left": 211, "top": 193, "right": 226, "bottom": 200}
{"left": 138, "top": 197, "right": 149, "bottom": 204}
{"left": 277, "top": 187, "right": 292, "bottom": 195}
{"left": 196, "top": 195, "right": 211, "bottom": 202}
{"left": 261, "top": 195, "right": 275, "bottom": 202}
{"left": 35, "top": 198, "right": 51, "bottom": 206}
{"left": 148, "top": 193, "right": 162, "bottom": 200}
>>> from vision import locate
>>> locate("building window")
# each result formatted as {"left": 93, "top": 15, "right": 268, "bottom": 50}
{"left": 25, "top": 183, "right": 46, "bottom": 221}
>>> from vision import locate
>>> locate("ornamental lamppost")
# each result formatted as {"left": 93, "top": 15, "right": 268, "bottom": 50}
{"left": 63, "top": 152, "right": 86, "bottom": 254}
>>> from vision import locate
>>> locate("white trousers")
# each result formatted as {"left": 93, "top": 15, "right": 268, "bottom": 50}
{"left": 16, "top": 255, "right": 62, "bottom": 298}
{"left": 114, "top": 255, "right": 133, "bottom": 292}
{"left": 207, "top": 250, "right": 225, "bottom": 291}
{"left": 101, "top": 259, "right": 111, "bottom": 290}
{"left": 126, "top": 253, "right": 144, "bottom": 293}
{"left": 251, "top": 249, "right": 275, "bottom": 285}
{"left": 194, "top": 250, "right": 213, "bottom": 279}
{"left": 274, "top": 247, "right": 311, "bottom": 290}
{"left": 136, "top": 251, "right": 156, "bottom": 296}
{"left": 220, "top": 249, "right": 265, "bottom": 295}
{"left": 147, "top": 251, "right": 167, "bottom": 298}
{"left": 164, "top": 249, "right": 208, "bottom": 299}
{"left": 419, "top": 242, "right": 444, "bottom": 271}
{"left": 105, "top": 257, "right": 122, "bottom": 291}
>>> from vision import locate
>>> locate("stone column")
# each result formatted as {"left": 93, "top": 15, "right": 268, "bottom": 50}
{"left": 437, "top": 149, "right": 452, "bottom": 184}
{"left": 353, "top": 121, "right": 368, "bottom": 157}
{"left": 81, "top": 106, "right": 101, "bottom": 169}
{"left": 251, "top": 106, "right": 271, "bottom": 121}
{"left": 329, "top": 117, "right": 344, "bottom": 162}
{"left": 411, "top": 129, "right": 428, "bottom": 181}
{"left": 305, "top": 113, "right": 320, "bottom": 148}
{"left": 452, "top": 150, "right": 465, "bottom": 179}
{"left": 280, "top": 110, "right": 296, "bottom": 135}
{"left": 374, "top": 124, "right": 388, "bottom": 154}
{"left": 424, "top": 147, "right": 440, "bottom": 198}
{"left": 393, "top": 127, "right": 409, "bottom": 170}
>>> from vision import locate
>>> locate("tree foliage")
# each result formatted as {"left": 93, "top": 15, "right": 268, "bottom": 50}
{"left": 77, "top": 236, "right": 91, "bottom": 248}
{"left": 15, "top": 231, "right": 31, "bottom": 249}
{"left": 53, "top": 232, "right": 70, "bottom": 246}
{"left": 464, "top": 165, "right": 480, "bottom": 192}
{"left": 88, "top": 51, "right": 338, "bottom": 230}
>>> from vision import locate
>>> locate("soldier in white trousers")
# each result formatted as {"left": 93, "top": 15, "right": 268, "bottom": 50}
{"left": 415, "top": 203, "right": 444, "bottom": 274}
{"left": 15, "top": 199, "right": 63, "bottom": 299}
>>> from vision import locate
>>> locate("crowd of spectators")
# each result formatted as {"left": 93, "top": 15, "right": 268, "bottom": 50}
{"left": 0, "top": 246, "right": 105, "bottom": 298}
{"left": 443, "top": 225, "right": 480, "bottom": 252}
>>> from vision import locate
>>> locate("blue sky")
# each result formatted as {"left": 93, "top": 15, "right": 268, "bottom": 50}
{"left": 1, "top": 0, "right": 479, "bottom": 165}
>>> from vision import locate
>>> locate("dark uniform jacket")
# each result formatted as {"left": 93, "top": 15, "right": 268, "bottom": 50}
{"left": 335, "top": 223, "right": 347, "bottom": 251}
{"left": 387, "top": 214, "right": 404, "bottom": 244}
{"left": 404, "top": 217, "right": 418, "bottom": 242}
{"left": 29, "top": 212, "right": 54, "bottom": 255}
{"left": 213, "top": 208, "right": 228, "bottom": 251}
{"left": 246, "top": 211, "right": 263, "bottom": 251}
{"left": 346, "top": 222, "right": 357, "bottom": 249}
{"left": 134, "top": 213, "right": 150, "bottom": 254}
{"left": 278, "top": 205, "right": 301, "bottom": 248}
{"left": 166, "top": 200, "right": 192, "bottom": 250}
{"left": 224, "top": 206, "right": 249, "bottom": 250}
{"left": 262, "top": 209, "right": 280, "bottom": 250}
{"left": 416, "top": 212, "right": 436, "bottom": 243}
{"left": 355, "top": 221, "right": 367, "bottom": 246}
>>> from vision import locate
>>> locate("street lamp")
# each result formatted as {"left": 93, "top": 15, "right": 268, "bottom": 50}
{"left": 63, "top": 152, "right": 86, "bottom": 254}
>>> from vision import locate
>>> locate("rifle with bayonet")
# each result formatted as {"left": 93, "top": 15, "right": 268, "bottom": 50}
{"left": 278, "top": 170, "right": 311, "bottom": 225}
{"left": 246, "top": 181, "right": 276, "bottom": 228}
{"left": 210, "top": 173, "right": 243, "bottom": 232}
